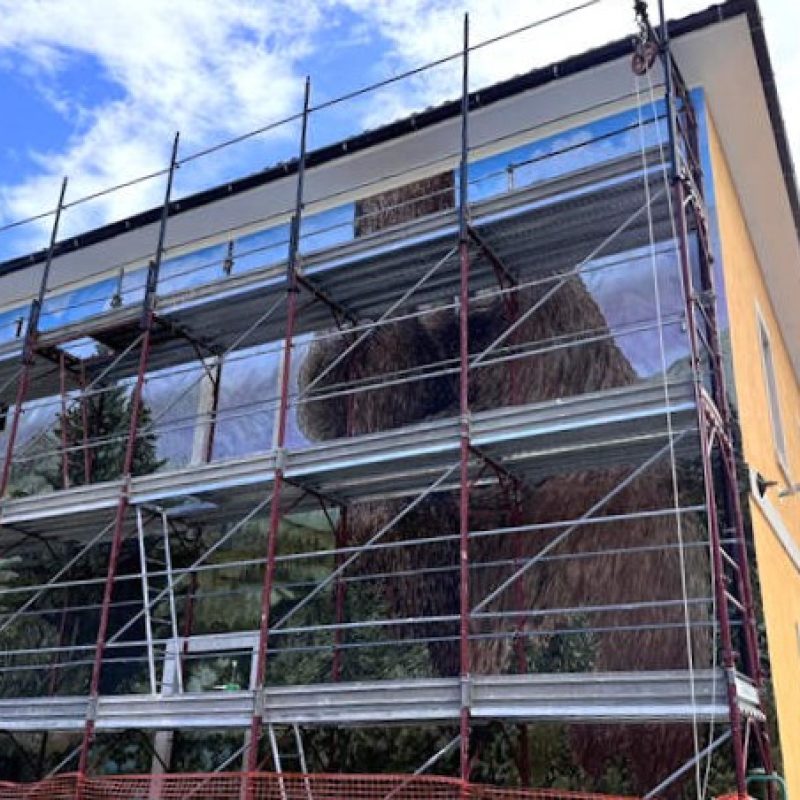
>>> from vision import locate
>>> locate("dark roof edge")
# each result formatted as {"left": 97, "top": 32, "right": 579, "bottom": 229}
{"left": 0, "top": 32, "right": 641, "bottom": 277}
{"left": 2, "top": 0, "right": 797, "bottom": 277}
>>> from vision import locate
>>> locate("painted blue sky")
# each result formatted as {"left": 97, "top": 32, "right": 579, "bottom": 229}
{"left": 0, "top": 0, "right": 797, "bottom": 263}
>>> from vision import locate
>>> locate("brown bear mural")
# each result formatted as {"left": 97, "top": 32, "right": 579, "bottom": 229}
{"left": 296, "top": 177, "right": 711, "bottom": 793}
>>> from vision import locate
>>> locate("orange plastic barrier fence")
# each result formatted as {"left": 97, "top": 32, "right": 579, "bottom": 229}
{"left": 0, "top": 772, "right": 639, "bottom": 800}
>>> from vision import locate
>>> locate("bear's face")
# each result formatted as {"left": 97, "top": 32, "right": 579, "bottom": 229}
{"left": 297, "top": 275, "right": 637, "bottom": 441}
{"left": 297, "top": 312, "right": 459, "bottom": 440}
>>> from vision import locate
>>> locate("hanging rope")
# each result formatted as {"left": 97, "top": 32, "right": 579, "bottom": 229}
{"left": 642, "top": 60, "right": 722, "bottom": 800}
{"left": 633, "top": 39, "right": 704, "bottom": 800}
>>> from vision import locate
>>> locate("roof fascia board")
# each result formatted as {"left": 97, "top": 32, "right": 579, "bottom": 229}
{"left": 1, "top": 2, "right": 758, "bottom": 279}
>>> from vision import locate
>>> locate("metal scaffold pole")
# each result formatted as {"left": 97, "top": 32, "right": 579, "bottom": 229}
{"left": 79, "top": 362, "right": 93, "bottom": 483}
{"left": 653, "top": 0, "right": 775, "bottom": 793}
{"left": 332, "top": 507, "right": 348, "bottom": 683}
{"left": 457, "top": 12, "right": 472, "bottom": 790}
{"left": 246, "top": 76, "right": 312, "bottom": 778}
{"left": 76, "top": 132, "right": 180, "bottom": 788}
{"left": 331, "top": 376, "right": 356, "bottom": 686}
{"left": 58, "top": 350, "right": 71, "bottom": 489}
{"left": 0, "top": 176, "right": 68, "bottom": 499}
{"left": 673, "top": 138, "right": 750, "bottom": 800}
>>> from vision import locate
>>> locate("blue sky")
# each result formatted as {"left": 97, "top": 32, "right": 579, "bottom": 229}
{"left": 0, "top": 0, "right": 797, "bottom": 263}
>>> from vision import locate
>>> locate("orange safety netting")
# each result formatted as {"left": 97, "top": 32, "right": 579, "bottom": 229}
{"left": 0, "top": 772, "right": 639, "bottom": 800}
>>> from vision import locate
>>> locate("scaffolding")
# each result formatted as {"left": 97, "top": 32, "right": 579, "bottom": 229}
{"left": 0, "top": 3, "right": 776, "bottom": 798}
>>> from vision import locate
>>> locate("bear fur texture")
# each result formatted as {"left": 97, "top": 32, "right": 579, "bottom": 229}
{"left": 297, "top": 275, "right": 710, "bottom": 794}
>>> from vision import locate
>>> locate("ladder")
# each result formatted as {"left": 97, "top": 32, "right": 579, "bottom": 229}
{"left": 268, "top": 723, "right": 313, "bottom": 800}
{"left": 135, "top": 506, "right": 184, "bottom": 697}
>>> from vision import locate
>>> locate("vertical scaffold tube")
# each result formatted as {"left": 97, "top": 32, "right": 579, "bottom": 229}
{"left": 80, "top": 363, "right": 93, "bottom": 484}
{"left": 503, "top": 282, "right": 530, "bottom": 785}
{"left": 59, "top": 351, "right": 71, "bottom": 489}
{"left": 77, "top": 133, "right": 180, "bottom": 787}
{"left": 458, "top": 12, "right": 472, "bottom": 791}
{"left": 332, "top": 388, "right": 355, "bottom": 684}
{"left": 673, "top": 175, "right": 749, "bottom": 798}
{"left": 246, "top": 76, "right": 311, "bottom": 778}
{"left": 332, "top": 508, "right": 349, "bottom": 684}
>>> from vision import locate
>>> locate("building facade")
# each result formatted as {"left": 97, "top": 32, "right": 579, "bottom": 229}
{"left": 0, "top": 1, "right": 796, "bottom": 797}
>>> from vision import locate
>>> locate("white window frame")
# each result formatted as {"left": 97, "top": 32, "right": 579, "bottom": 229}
{"left": 756, "top": 305, "right": 791, "bottom": 481}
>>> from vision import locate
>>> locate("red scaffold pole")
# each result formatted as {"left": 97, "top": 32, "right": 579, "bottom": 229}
{"left": 76, "top": 132, "right": 180, "bottom": 787}
{"left": 246, "top": 76, "right": 311, "bottom": 781}
{"left": 0, "top": 177, "right": 68, "bottom": 499}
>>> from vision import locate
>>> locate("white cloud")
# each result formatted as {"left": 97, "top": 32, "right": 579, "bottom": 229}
{"left": 0, "top": 0, "right": 797, "bottom": 254}
{"left": 0, "top": 0, "right": 325, "bottom": 241}
{"left": 338, "top": 0, "right": 714, "bottom": 120}
{"left": 337, "top": 0, "right": 797, "bottom": 175}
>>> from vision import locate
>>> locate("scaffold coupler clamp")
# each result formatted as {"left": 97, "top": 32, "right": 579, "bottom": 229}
{"left": 275, "top": 446, "right": 288, "bottom": 473}
{"left": 459, "top": 412, "right": 472, "bottom": 439}
{"left": 223, "top": 240, "right": 235, "bottom": 276}
{"left": 21, "top": 334, "right": 37, "bottom": 367}
{"left": 121, "top": 474, "right": 133, "bottom": 500}
{"left": 140, "top": 258, "right": 159, "bottom": 329}
{"left": 254, "top": 687, "right": 266, "bottom": 720}
{"left": 291, "top": 244, "right": 305, "bottom": 285}
{"left": 724, "top": 666, "right": 738, "bottom": 690}
{"left": 460, "top": 675, "right": 472, "bottom": 708}
{"left": 21, "top": 299, "right": 41, "bottom": 366}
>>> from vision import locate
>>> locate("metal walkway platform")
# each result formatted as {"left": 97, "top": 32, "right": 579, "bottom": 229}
{"left": 0, "top": 669, "right": 744, "bottom": 732}
{"left": 0, "top": 380, "right": 697, "bottom": 542}
{"left": 0, "top": 151, "right": 668, "bottom": 406}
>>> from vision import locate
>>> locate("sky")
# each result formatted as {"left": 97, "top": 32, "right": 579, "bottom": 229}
{"left": 0, "top": 0, "right": 797, "bottom": 262}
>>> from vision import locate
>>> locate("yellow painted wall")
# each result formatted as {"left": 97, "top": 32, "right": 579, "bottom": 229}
{"left": 707, "top": 113, "right": 800, "bottom": 791}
